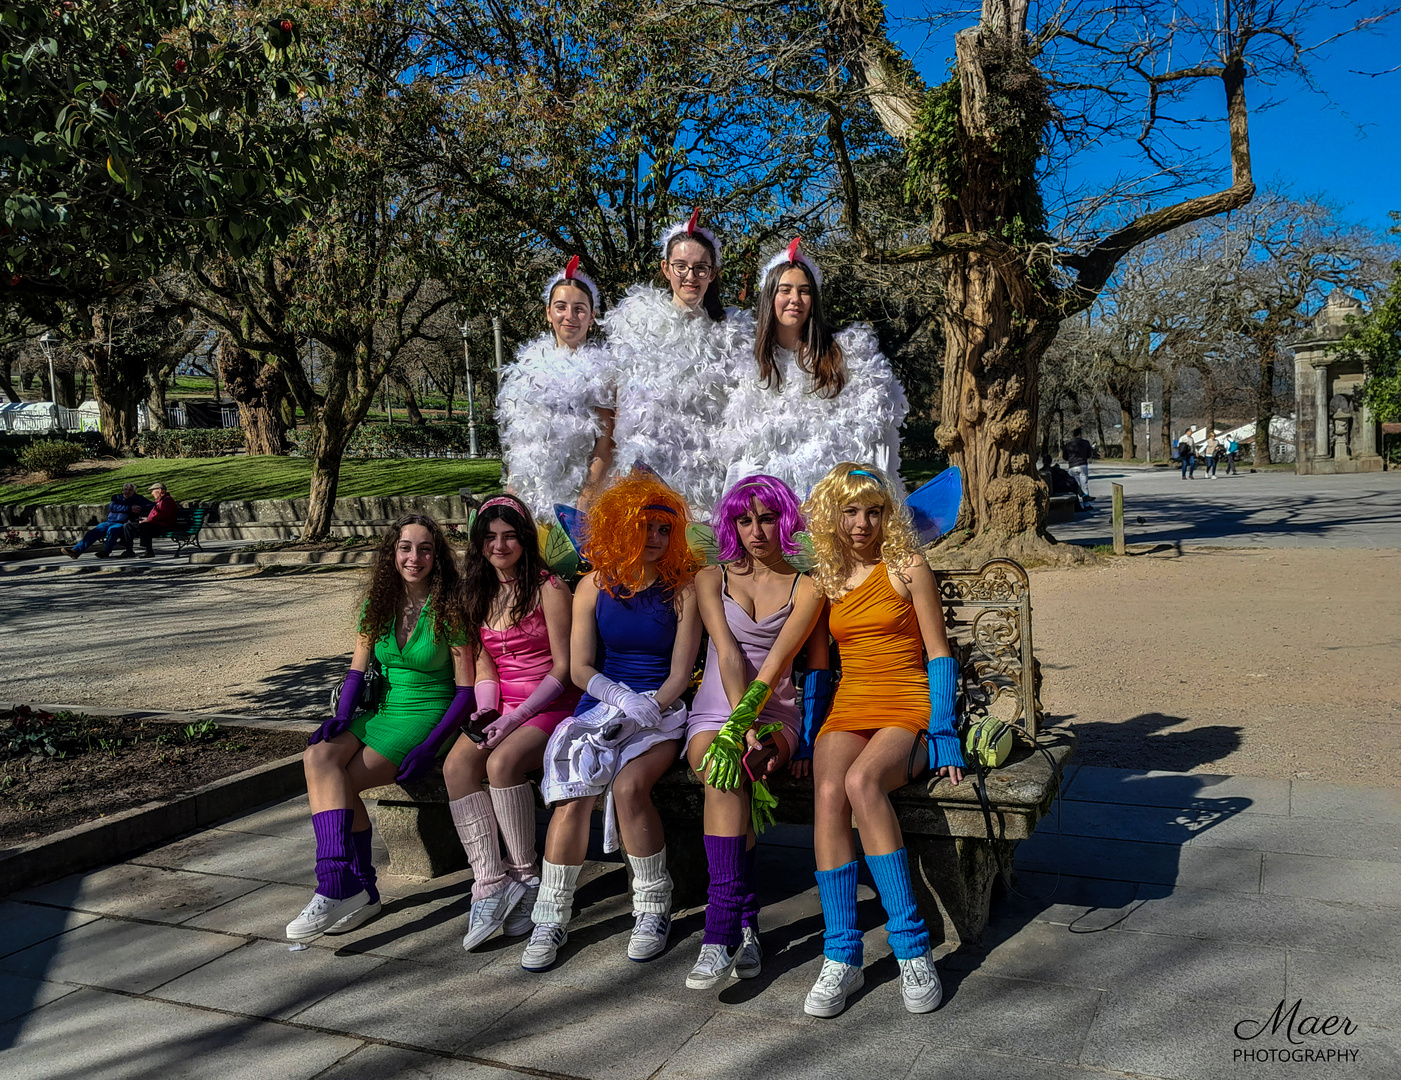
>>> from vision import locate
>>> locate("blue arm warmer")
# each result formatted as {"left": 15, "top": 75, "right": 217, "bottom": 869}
{"left": 797, "top": 669, "right": 837, "bottom": 760}
{"left": 926, "top": 656, "right": 965, "bottom": 770}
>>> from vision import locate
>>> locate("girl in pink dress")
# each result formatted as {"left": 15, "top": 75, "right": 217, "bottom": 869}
{"left": 442, "top": 494, "right": 580, "bottom": 953}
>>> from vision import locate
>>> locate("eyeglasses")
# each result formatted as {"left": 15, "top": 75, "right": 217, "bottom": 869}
{"left": 667, "top": 261, "right": 714, "bottom": 279}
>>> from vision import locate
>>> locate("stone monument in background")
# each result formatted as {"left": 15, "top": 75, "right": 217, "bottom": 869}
{"left": 1291, "top": 290, "right": 1384, "bottom": 475}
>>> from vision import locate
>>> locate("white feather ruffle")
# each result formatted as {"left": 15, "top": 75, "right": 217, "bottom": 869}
{"left": 602, "top": 286, "right": 753, "bottom": 513}
{"left": 497, "top": 335, "right": 616, "bottom": 519}
{"left": 718, "top": 324, "right": 909, "bottom": 499}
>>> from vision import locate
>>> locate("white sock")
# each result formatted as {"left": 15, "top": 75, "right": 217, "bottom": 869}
{"left": 533, "top": 859, "right": 582, "bottom": 926}
{"left": 627, "top": 848, "right": 673, "bottom": 915}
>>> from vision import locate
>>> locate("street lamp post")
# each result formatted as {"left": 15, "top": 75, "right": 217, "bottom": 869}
{"left": 39, "top": 331, "right": 58, "bottom": 410}
{"left": 492, "top": 316, "right": 504, "bottom": 383}
{"left": 460, "top": 317, "right": 479, "bottom": 458}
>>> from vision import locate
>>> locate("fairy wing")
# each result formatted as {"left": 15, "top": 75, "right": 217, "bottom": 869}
{"left": 543, "top": 523, "right": 581, "bottom": 579}
{"left": 906, "top": 466, "right": 962, "bottom": 544}
{"left": 687, "top": 522, "right": 720, "bottom": 566}
{"left": 553, "top": 504, "right": 584, "bottom": 556}
{"left": 783, "top": 530, "right": 816, "bottom": 573}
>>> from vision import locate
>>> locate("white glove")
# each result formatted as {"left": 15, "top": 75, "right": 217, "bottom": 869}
{"left": 588, "top": 674, "right": 663, "bottom": 728}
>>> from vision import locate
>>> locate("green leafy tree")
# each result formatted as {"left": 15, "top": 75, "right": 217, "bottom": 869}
{"left": 1338, "top": 217, "right": 1401, "bottom": 424}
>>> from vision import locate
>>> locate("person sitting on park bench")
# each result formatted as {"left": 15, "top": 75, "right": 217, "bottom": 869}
{"left": 61, "top": 483, "right": 151, "bottom": 560}
{"left": 122, "top": 481, "right": 178, "bottom": 558}
{"left": 1040, "top": 454, "right": 1089, "bottom": 510}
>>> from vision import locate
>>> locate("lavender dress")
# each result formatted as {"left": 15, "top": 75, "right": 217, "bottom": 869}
{"left": 687, "top": 570, "right": 801, "bottom": 754}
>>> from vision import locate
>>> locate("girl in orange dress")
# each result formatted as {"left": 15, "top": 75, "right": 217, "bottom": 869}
{"left": 798, "top": 463, "right": 965, "bottom": 1020}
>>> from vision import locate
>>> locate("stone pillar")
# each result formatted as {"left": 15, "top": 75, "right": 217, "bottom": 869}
{"left": 1313, "top": 363, "right": 1331, "bottom": 458}
{"left": 1360, "top": 400, "right": 1378, "bottom": 458}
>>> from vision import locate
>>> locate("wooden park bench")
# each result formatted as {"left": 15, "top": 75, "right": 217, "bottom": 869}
{"left": 365, "top": 558, "right": 1076, "bottom": 945}
{"left": 157, "top": 506, "right": 208, "bottom": 556}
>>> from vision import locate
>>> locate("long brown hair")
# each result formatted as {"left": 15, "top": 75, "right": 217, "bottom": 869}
{"left": 753, "top": 260, "right": 845, "bottom": 398}
{"left": 358, "top": 514, "right": 462, "bottom": 642}
{"left": 664, "top": 232, "right": 726, "bottom": 322}
{"left": 455, "top": 494, "right": 549, "bottom": 651}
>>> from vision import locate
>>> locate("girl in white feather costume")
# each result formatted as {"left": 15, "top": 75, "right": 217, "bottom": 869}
{"left": 602, "top": 214, "right": 753, "bottom": 514}
{"left": 719, "top": 241, "right": 909, "bottom": 499}
{"left": 498, "top": 261, "right": 618, "bottom": 520}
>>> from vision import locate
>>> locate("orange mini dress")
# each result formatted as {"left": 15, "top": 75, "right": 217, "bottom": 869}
{"left": 820, "top": 562, "right": 929, "bottom": 738}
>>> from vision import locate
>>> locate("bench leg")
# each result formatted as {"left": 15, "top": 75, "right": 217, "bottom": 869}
{"left": 906, "top": 834, "right": 1017, "bottom": 946}
{"left": 369, "top": 799, "right": 468, "bottom": 880}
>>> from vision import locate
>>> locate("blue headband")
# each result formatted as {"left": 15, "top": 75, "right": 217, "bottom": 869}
{"left": 643, "top": 503, "right": 678, "bottom": 516}
{"left": 849, "top": 469, "right": 879, "bottom": 480}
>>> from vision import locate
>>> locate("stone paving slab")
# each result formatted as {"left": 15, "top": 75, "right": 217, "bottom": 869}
{"left": 1063, "top": 766, "right": 1293, "bottom": 816}
{"left": 0, "top": 916, "right": 244, "bottom": 994}
{"left": 0, "top": 986, "right": 360, "bottom": 1079}
{"left": 13, "top": 862, "right": 263, "bottom": 924}
{"left": 1262, "top": 851, "right": 1401, "bottom": 906}
{"left": 150, "top": 937, "right": 389, "bottom": 1020}
{"left": 316, "top": 1044, "right": 541, "bottom": 1079}
{"left": 1286, "top": 950, "right": 1401, "bottom": 1025}
{"left": 1081, "top": 988, "right": 1400, "bottom": 1080}
{"left": 130, "top": 826, "right": 319, "bottom": 887}
{"left": 1123, "top": 883, "right": 1401, "bottom": 958}
{"left": 0, "top": 901, "right": 99, "bottom": 959}
{"left": 213, "top": 793, "right": 317, "bottom": 841}
{"left": 0, "top": 972, "right": 78, "bottom": 1026}
{"left": 1015, "top": 831, "right": 1265, "bottom": 893}
{"left": 1040, "top": 797, "right": 1263, "bottom": 845}
{"left": 1183, "top": 812, "right": 1401, "bottom": 863}
{"left": 1289, "top": 781, "right": 1401, "bottom": 824}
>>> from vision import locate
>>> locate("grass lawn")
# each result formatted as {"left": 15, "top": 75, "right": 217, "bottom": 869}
{"left": 0, "top": 456, "right": 505, "bottom": 506}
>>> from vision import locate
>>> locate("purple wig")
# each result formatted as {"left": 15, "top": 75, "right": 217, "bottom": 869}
{"left": 714, "top": 474, "right": 805, "bottom": 563}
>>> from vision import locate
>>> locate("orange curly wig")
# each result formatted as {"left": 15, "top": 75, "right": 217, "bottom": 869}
{"left": 584, "top": 469, "right": 703, "bottom": 598}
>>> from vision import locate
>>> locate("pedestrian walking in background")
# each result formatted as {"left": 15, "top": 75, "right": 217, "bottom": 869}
{"left": 1225, "top": 435, "right": 1239, "bottom": 475}
{"left": 1204, "top": 433, "right": 1221, "bottom": 479}
{"left": 1062, "top": 427, "right": 1096, "bottom": 500}
{"left": 1177, "top": 428, "right": 1197, "bottom": 480}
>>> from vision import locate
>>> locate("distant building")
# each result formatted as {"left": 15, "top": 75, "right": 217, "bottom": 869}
{"left": 1291, "top": 291, "right": 1384, "bottom": 474}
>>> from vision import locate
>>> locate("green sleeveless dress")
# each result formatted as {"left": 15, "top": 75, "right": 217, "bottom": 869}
{"left": 348, "top": 600, "right": 461, "bottom": 765}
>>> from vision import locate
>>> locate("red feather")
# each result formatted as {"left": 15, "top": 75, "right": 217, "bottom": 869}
{"left": 564, "top": 255, "right": 580, "bottom": 279}
{"left": 686, "top": 207, "right": 701, "bottom": 235}
{"left": 786, "top": 236, "right": 801, "bottom": 264}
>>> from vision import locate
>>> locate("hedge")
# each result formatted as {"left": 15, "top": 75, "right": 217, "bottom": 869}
{"left": 134, "top": 428, "right": 246, "bottom": 458}
{"left": 17, "top": 439, "right": 88, "bottom": 478}
{"left": 287, "top": 421, "right": 501, "bottom": 458}
{"left": 0, "top": 430, "right": 105, "bottom": 465}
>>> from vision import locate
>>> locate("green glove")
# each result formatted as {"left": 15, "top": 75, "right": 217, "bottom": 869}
{"left": 748, "top": 721, "right": 784, "bottom": 834}
{"left": 701, "top": 680, "right": 772, "bottom": 792}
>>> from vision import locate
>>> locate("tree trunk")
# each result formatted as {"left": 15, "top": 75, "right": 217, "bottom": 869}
{"left": 0, "top": 348, "right": 16, "bottom": 402}
{"left": 393, "top": 373, "right": 425, "bottom": 425}
{"left": 88, "top": 360, "right": 143, "bottom": 450}
{"left": 145, "top": 375, "right": 169, "bottom": 430}
{"left": 1255, "top": 345, "right": 1275, "bottom": 465}
{"left": 217, "top": 339, "right": 289, "bottom": 455}
{"left": 1093, "top": 401, "right": 1107, "bottom": 457}
{"left": 1119, "top": 403, "right": 1135, "bottom": 459}
{"left": 1161, "top": 379, "right": 1174, "bottom": 453}
{"left": 302, "top": 420, "right": 349, "bottom": 540}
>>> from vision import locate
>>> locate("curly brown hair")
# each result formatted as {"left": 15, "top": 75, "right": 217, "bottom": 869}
{"left": 358, "top": 514, "right": 462, "bottom": 643}
{"left": 455, "top": 493, "right": 549, "bottom": 652}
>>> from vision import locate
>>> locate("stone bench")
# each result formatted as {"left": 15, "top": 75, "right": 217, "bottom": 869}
{"left": 365, "top": 558, "right": 1074, "bottom": 944}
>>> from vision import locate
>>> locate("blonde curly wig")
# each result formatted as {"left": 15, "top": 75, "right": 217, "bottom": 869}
{"left": 801, "top": 462, "right": 921, "bottom": 599}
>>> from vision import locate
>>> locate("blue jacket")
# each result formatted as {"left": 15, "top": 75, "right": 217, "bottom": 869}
{"left": 104, "top": 493, "right": 153, "bottom": 525}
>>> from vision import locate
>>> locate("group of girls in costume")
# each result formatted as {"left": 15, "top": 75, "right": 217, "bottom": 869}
{"left": 290, "top": 215, "right": 962, "bottom": 1020}
{"left": 496, "top": 211, "right": 909, "bottom": 516}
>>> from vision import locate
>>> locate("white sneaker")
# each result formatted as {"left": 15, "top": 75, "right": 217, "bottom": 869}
{"left": 627, "top": 912, "right": 671, "bottom": 962}
{"left": 734, "top": 925, "right": 762, "bottom": 979}
{"left": 325, "top": 900, "right": 382, "bottom": 935}
{"left": 286, "top": 891, "right": 369, "bottom": 942}
{"left": 685, "top": 942, "right": 738, "bottom": 989}
{"left": 521, "top": 922, "right": 568, "bottom": 971}
{"left": 804, "top": 957, "right": 864, "bottom": 1018}
{"left": 502, "top": 878, "right": 539, "bottom": 938}
{"left": 462, "top": 879, "right": 528, "bottom": 952}
{"left": 898, "top": 950, "right": 944, "bottom": 1013}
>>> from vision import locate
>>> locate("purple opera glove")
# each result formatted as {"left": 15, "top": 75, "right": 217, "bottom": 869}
{"left": 396, "top": 685, "right": 476, "bottom": 784}
{"left": 926, "top": 656, "right": 965, "bottom": 771}
{"left": 474, "top": 680, "right": 500, "bottom": 714}
{"left": 310, "top": 669, "right": 364, "bottom": 745}
{"left": 483, "top": 675, "right": 566, "bottom": 748}
{"left": 588, "top": 673, "right": 662, "bottom": 728}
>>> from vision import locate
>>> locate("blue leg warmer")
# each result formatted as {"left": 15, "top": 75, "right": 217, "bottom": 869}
{"left": 815, "top": 861, "right": 863, "bottom": 966}
{"left": 865, "top": 848, "right": 930, "bottom": 960}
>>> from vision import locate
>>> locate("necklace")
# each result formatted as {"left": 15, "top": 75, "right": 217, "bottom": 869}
{"left": 401, "top": 594, "right": 427, "bottom": 633}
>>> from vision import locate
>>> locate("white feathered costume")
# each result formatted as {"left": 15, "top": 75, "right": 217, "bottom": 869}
{"left": 603, "top": 285, "right": 752, "bottom": 512}
{"left": 719, "top": 324, "right": 909, "bottom": 499}
{"left": 497, "top": 334, "right": 616, "bottom": 520}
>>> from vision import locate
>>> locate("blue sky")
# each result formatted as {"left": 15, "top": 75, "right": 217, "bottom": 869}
{"left": 885, "top": 3, "right": 1400, "bottom": 236}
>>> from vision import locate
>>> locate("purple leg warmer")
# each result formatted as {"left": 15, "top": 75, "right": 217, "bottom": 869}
{"left": 741, "top": 841, "right": 759, "bottom": 931}
{"left": 703, "top": 834, "right": 746, "bottom": 949}
{"left": 312, "top": 809, "right": 360, "bottom": 900}
{"left": 350, "top": 827, "right": 379, "bottom": 905}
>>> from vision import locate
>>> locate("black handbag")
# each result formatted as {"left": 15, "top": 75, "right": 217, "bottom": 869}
{"left": 329, "top": 659, "right": 384, "bottom": 717}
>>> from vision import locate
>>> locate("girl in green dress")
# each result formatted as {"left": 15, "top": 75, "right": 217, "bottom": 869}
{"left": 288, "top": 514, "right": 473, "bottom": 942}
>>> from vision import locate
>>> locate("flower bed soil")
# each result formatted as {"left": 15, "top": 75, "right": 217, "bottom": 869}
{"left": 1, "top": 707, "right": 308, "bottom": 848}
